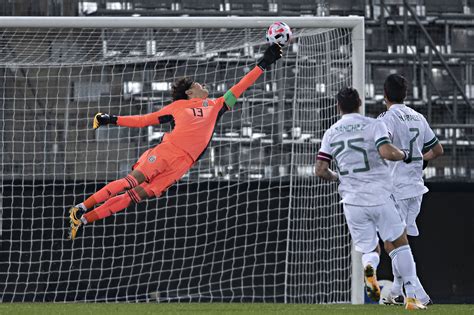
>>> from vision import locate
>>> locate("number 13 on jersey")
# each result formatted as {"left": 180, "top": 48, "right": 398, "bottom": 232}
{"left": 192, "top": 108, "right": 203, "bottom": 117}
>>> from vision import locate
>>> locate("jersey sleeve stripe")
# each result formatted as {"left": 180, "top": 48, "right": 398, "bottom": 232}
{"left": 223, "top": 90, "right": 237, "bottom": 109}
{"left": 317, "top": 151, "right": 332, "bottom": 162}
{"left": 375, "top": 136, "right": 391, "bottom": 149}
{"left": 423, "top": 136, "right": 439, "bottom": 150}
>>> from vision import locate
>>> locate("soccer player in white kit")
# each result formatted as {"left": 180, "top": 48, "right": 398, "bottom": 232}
{"left": 378, "top": 74, "right": 444, "bottom": 305}
{"left": 316, "top": 87, "right": 427, "bottom": 310}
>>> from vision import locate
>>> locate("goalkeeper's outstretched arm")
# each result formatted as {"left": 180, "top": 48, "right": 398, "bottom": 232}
{"left": 93, "top": 101, "right": 180, "bottom": 129}
{"left": 223, "top": 43, "right": 282, "bottom": 110}
{"left": 93, "top": 44, "right": 282, "bottom": 127}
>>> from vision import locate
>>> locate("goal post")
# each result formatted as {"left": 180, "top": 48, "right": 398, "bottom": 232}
{"left": 0, "top": 16, "right": 364, "bottom": 303}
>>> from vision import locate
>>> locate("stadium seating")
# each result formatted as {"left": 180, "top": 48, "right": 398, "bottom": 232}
{"left": 451, "top": 28, "right": 474, "bottom": 52}
{"left": 425, "top": 0, "right": 464, "bottom": 15}
{"left": 327, "top": 0, "right": 365, "bottom": 16}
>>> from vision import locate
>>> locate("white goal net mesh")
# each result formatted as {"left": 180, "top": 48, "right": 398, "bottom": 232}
{"left": 0, "top": 23, "right": 353, "bottom": 302}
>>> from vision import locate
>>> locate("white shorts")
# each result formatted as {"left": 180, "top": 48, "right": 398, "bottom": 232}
{"left": 396, "top": 195, "right": 423, "bottom": 237}
{"left": 343, "top": 199, "right": 406, "bottom": 254}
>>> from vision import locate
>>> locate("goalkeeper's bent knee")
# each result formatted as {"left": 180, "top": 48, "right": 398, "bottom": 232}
{"left": 106, "top": 175, "right": 139, "bottom": 195}
{"left": 126, "top": 189, "right": 143, "bottom": 204}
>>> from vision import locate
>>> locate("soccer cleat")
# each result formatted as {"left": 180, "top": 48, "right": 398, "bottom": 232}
{"left": 405, "top": 297, "right": 428, "bottom": 310}
{"left": 422, "top": 299, "right": 434, "bottom": 306}
{"left": 382, "top": 294, "right": 404, "bottom": 305}
{"left": 364, "top": 265, "right": 381, "bottom": 302}
{"left": 68, "top": 206, "right": 85, "bottom": 240}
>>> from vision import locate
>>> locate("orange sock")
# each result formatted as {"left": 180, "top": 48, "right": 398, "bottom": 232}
{"left": 83, "top": 193, "right": 132, "bottom": 223}
{"left": 83, "top": 196, "right": 97, "bottom": 210}
{"left": 82, "top": 175, "right": 139, "bottom": 209}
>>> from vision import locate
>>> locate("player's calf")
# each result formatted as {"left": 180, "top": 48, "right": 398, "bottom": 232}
{"left": 68, "top": 187, "right": 150, "bottom": 240}
{"left": 387, "top": 234, "right": 427, "bottom": 309}
{"left": 80, "top": 170, "right": 146, "bottom": 211}
{"left": 89, "top": 174, "right": 140, "bottom": 205}
{"left": 83, "top": 188, "right": 147, "bottom": 224}
{"left": 385, "top": 234, "right": 431, "bottom": 306}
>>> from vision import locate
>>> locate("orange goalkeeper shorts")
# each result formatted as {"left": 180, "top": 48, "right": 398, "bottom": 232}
{"left": 132, "top": 140, "right": 194, "bottom": 197}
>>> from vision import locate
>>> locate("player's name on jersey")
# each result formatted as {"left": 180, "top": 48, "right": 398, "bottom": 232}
{"left": 334, "top": 123, "right": 368, "bottom": 133}
{"left": 397, "top": 114, "right": 421, "bottom": 122}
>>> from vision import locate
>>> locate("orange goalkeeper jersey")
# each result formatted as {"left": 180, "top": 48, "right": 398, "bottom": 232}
{"left": 116, "top": 66, "right": 263, "bottom": 161}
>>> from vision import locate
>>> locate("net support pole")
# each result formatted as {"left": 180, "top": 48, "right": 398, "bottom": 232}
{"left": 350, "top": 18, "right": 365, "bottom": 305}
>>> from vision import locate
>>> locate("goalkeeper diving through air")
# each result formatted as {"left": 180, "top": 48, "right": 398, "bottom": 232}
{"left": 68, "top": 43, "right": 283, "bottom": 240}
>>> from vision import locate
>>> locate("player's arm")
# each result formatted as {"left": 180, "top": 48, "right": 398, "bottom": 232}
{"left": 315, "top": 159, "right": 338, "bottom": 182}
{"left": 422, "top": 140, "right": 443, "bottom": 161}
{"left": 222, "top": 44, "right": 282, "bottom": 110}
{"left": 374, "top": 121, "right": 411, "bottom": 163}
{"left": 315, "top": 132, "right": 338, "bottom": 182}
{"left": 93, "top": 102, "right": 179, "bottom": 129}
{"left": 420, "top": 117, "right": 443, "bottom": 167}
{"left": 378, "top": 143, "right": 410, "bottom": 162}
{"left": 422, "top": 142, "right": 443, "bottom": 169}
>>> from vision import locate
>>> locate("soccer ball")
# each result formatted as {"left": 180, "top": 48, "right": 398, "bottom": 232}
{"left": 266, "top": 22, "right": 292, "bottom": 46}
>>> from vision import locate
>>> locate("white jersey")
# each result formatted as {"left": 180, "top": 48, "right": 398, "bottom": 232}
{"left": 377, "top": 104, "right": 439, "bottom": 199}
{"left": 318, "top": 113, "right": 393, "bottom": 206}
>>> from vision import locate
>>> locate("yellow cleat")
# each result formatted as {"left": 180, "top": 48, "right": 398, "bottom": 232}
{"left": 405, "top": 297, "right": 428, "bottom": 310}
{"left": 93, "top": 112, "right": 102, "bottom": 130}
{"left": 68, "top": 206, "right": 83, "bottom": 240}
{"left": 364, "top": 265, "right": 381, "bottom": 302}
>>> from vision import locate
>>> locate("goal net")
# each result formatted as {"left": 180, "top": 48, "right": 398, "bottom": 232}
{"left": 0, "top": 17, "right": 364, "bottom": 303}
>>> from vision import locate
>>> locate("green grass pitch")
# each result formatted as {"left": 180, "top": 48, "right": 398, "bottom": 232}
{"left": 0, "top": 303, "right": 472, "bottom": 315}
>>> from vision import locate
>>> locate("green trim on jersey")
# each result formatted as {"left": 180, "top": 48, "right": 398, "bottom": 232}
{"left": 223, "top": 90, "right": 237, "bottom": 109}
{"left": 375, "top": 136, "right": 391, "bottom": 149}
{"left": 423, "top": 136, "right": 439, "bottom": 151}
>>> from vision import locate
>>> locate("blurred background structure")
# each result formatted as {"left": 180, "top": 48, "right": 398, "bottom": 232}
{"left": 0, "top": 0, "right": 473, "bottom": 181}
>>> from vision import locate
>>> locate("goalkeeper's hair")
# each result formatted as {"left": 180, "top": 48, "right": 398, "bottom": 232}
{"left": 337, "top": 87, "right": 361, "bottom": 113}
{"left": 172, "top": 77, "right": 194, "bottom": 101}
{"left": 384, "top": 74, "right": 407, "bottom": 103}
